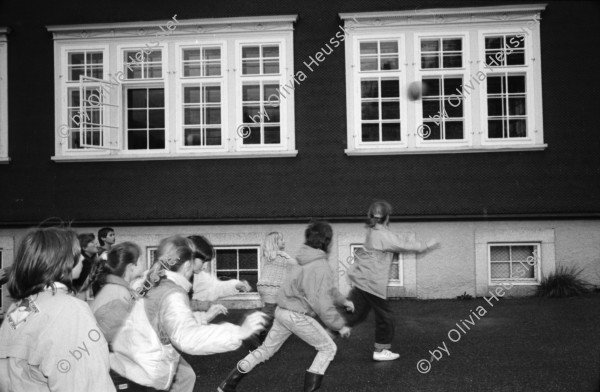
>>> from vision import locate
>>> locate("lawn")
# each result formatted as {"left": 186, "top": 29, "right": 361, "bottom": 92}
{"left": 186, "top": 293, "right": 600, "bottom": 392}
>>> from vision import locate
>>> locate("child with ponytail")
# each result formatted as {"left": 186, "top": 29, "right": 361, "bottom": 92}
{"left": 347, "top": 200, "right": 440, "bottom": 361}
{"left": 115, "top": 235, "right": 266, "bottom": 392}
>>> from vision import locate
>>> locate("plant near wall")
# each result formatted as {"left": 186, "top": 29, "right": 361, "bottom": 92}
{"left": 537, "top": 266, "right": 592, "bottom": 298}
{"left": 456, "top": 291, "right": 473, "bottom": 300}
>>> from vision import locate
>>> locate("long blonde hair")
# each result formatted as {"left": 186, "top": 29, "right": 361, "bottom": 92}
{"left": 262, "top": 232, "right": 283, "bottom": 262}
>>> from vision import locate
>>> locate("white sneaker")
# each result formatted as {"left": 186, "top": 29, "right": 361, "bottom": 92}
{"left": 373, "top": 349, "right": 400, "bottom": 361}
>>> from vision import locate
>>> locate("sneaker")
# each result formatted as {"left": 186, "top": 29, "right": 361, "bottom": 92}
{"left": 373, "top": 349, "right": 400, "bottom": 361}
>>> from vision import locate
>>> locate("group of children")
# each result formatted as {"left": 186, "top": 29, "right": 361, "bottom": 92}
{"left": 0, "top": 200, "right": 439, "bottom": 392}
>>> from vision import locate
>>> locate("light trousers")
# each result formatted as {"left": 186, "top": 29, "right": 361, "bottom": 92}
{"left": 238, "top": 307, "right": 337, "bottom": 375}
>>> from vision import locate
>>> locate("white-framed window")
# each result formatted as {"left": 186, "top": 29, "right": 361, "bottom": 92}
{"left": 213, "top": 246, "right": 260, "bottom": 293}
{"left": 351, "top": 244, "right": 403, "bottom": 286}
{"left": 49, "top": 15, "right": 298, "bottom": 162}
{"left": 0, "top": 28, "right": 9, "bottom": 163}
{"left": 341, "top": 4, "right": 546, "bottom": 155}
{"left": 146, "top": 246, "right": 159, "bottom": 270}
{"left": 488, "top": 243, "right": 540, "bottom": 284}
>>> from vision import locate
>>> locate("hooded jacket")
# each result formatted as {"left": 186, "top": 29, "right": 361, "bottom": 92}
{"left": 348, "top": 224, "right": 425, "bottom": 299}
{"left": 277, "top": 245, "right": 347, "bottom": 331}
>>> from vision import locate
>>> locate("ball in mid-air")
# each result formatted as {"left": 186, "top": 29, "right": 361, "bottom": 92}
{"left": 408, "top": 81, "right": 423, "bottom": 101}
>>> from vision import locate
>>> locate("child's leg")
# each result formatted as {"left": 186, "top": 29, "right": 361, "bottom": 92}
{"left": 344, "top": 287, "right": 372, "bottom": 327}
{"left": 280, "top": 310, "right": 337, "bottom": 375}
{"left": 237, "top": 308, "right": 292, "bottom": 373}
{"left": 367, "top": 296, "right": 395, "bottom": 351}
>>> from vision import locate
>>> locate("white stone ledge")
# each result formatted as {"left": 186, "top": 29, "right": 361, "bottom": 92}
{"left": 51, "top": 150, "right": 298, "bottom": 162}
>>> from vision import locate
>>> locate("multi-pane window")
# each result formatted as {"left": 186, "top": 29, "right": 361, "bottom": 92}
{"left": 181, "top": 46, "right": 223, "bottom": 148}
{"left": 418, "top": 36, "right": 467, "bottom": 143}
{"left": 242, "top": 45, "right": 280, "bottom": 75}
{"left": 421, "top": 77, "right": 465, "bottom": 140}
{"left": 124, "top": 50, "right": 162, "bottom": 79}
{"left": 484, "top": 35, "right": 525, "bottom": 67}
{"left": 241, "top": 83, "right": 280, "bottom": 144}
{"left": 489, "top": 243, "right": 539, "bottom": 283}
{"left": 51, "top": 16, "right": 297, "bottom": 160}
{"left": 357, "top": 40, "right": 401, "bottom": 144}
{"left": 65, "top": 51, "right": 106, "bottom": 150}
{"left": 486, "top": 74, "right": 527, "bottom": 139}
{"left": 351, "top": 245, "right": 402, "bottom": 285}
{"left": 146, "top": 247, "right": 159, "bottom": 269}
{"left": 68, "top": 51, "right": 103, "bottom": 81}
{"left": 343, "top": 6, "right": 544, "bottom": 154}
{"left": 420, "top": 38, "right": 462, "bottom": 69}
{"left": 214, "top": 247, "right": 260, "bottom": 292}
{"left": 239, "top": 44, "right": 284, "bottom": 146}
{"left": 483, "top": 34, "right": 529, "bottom": 141}
{"left": 126, "top": 88, "right": 165, "bottom": 150}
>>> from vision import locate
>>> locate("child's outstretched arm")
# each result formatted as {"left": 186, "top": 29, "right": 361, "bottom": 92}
{"left": 384, "top": 232, "right": 440, "bottom": 254}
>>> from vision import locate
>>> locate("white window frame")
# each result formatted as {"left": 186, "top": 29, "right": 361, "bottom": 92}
{"left": 351, "top": 35, "right": 408, "bottom": 149}
{"left": 0, "top": 28, "right": 9, "bottom": 163}
{"left": 414, "top": 32, "right": 472, "bottom": 148}
{"left": 341, "top": 4, "right": 547, "bottom": 156}
{"left": 48, "top": 15, "right": 298, "bottom": 162}
{"left": 235, "top": 37, "right": 290, "bottom": 152}
{"left": 213, "top": 245, "right": 261, "bottom": 299}
{"left": 351, "top": 244, "right": 403, "bottom": 286}
{"left": 487, "top": 242, "right": 541, "bottom": 284}
{"left": 146, "top": 246, "right": 159, "bottom": 270}
{"left": 175, "top": 40, "right": 228, "bottom": 153}
{"left": 474, "top": 228, "right": 555, "bottom": 295}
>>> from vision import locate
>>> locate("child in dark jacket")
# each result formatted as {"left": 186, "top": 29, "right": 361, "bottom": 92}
{"left": 218, "top": 221, "right": 354, "bottom": 392}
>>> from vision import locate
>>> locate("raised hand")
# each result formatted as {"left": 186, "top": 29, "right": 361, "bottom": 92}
{"left": 338, "top": 326, "right": 352, "bottom": 338}
{"left": 236, "top": 280, "right": 252, "bottom": 292}
{"left": 239, "top": 311, "right": 268, "bottom": 340}
{"left": 344, "top": 300, "right": 355, "bottom": 313}
{"left": 206, "top": 304, "right": 228, "bottom": 322}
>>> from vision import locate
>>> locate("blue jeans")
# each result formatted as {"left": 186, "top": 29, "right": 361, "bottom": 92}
{"left": 238, "top": 307, "right": 337, "bottom": 375}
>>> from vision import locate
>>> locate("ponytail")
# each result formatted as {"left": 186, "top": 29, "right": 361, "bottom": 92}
{"left": 136, "top": 236, "right": 196, "bottom": 297}
{"left": 366, "top": 200, "right": 393, "bottom": 228}
{"left": 90, "top": 241, "right": 141, "bottom": 296}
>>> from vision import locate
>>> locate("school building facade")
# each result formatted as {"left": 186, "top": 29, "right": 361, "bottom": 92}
{"left": 0, "top": 1, "right": 599, "bottom": 311}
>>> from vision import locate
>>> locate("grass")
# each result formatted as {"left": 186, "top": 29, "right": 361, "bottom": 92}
{"left": 187, "top": 294, "right": 600, "bottom": 392}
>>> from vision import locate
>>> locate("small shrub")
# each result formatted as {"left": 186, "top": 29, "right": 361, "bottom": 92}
{"left": 536, "top": 266, "right": 592, "bottom": 298}
{"left": 456, "top": 291, "right": 473, "bottom": 300}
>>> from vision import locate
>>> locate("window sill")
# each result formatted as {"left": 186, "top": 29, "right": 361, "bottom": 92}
{"left": 489, "top": 282, "right": 541, "bottom": 286}
{"left": 345, "top": 144, "right": 547, "bottom": 156}
{"left": 0, "top": 157, "right": 9, "bottom": 164}
{"left": 52, "top": 150, "right": 298, "bottom": 162}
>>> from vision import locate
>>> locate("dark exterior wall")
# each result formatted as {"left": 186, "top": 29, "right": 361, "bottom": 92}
{"left": 0, "top": 0, "right": 598, "bottom": 225}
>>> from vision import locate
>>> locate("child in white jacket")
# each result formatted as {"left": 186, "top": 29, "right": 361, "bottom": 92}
{"left": 116, "top": 235, "right": 266, "bottom": 392}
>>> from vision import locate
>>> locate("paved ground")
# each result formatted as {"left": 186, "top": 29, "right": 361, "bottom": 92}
{"left": 185, "top": 294, "right": 600, "bottom": 392}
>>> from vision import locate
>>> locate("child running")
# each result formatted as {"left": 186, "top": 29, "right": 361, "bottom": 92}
{"left": 347, "top": 200, "right": 440, "bottom": 361}
{"left": 218, "top": 221, "right": 353, "bottom": 392}
{"left": 256, "top": 231, "right": 296, "bottom": 339}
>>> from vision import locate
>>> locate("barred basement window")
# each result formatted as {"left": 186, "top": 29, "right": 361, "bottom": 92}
{"left": 214, "top": 247, "right": 260, "bottom": 292}
{"left": 489, "top": 243, "right": 540, "bottom": 283}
